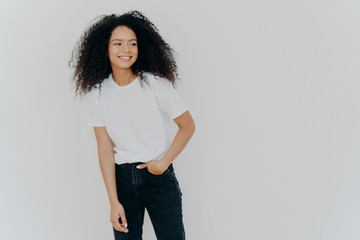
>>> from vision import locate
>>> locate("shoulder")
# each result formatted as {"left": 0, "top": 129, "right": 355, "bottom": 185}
{"left": 88, "top": 84, "right": 102, "bottom": 99}
{"left": 88, "top": 75, "right": 111, "bottom": 98}
{"left": 142, "top": 72, "right": 173, "bottom": 89}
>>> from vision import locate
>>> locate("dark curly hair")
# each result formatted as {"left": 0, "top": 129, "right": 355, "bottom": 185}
{"left": 69, "top": 10, "right": 180, "bottom": 96}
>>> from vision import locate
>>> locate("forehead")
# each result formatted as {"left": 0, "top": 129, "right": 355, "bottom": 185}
{"left": 110, "top": 26, "right": 137, "bottom": 40}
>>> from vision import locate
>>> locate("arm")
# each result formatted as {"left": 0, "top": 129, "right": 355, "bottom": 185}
{"left": 93, "top": 127, "right": 129, "bottom": 233}
{"left": 137, "top": 110, "right": 196, "bottom": 174}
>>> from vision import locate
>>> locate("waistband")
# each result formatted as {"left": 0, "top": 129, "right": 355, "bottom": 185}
{"left": 115, "top": 161, "right": 174, "bottom": 170}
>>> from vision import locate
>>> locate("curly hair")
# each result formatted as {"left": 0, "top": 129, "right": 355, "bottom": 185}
{"left": 69, "top": 10, "right": 180, "bottom": 96}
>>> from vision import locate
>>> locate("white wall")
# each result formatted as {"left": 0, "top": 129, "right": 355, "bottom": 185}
{"left": 1, "top": 0, "right": 359, "bottom": 239}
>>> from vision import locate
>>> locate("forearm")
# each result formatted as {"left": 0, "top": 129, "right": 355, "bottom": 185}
{"left": 97, "top": 149, "right": 119, "bottom": 206}
{"left": 160, "top": 126, "right": 195, "bottom": 167}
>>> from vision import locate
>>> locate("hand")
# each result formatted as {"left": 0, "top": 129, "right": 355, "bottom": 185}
{"left": 136, "top": 160, "right": 169, "bottom": 175}
{"left": 110, "top": 201, "right": 129, "bottom": 233}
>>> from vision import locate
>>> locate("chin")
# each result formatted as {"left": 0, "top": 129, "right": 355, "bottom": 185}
{"left": 117, "top": 64, "right": 134, "bottom": 69}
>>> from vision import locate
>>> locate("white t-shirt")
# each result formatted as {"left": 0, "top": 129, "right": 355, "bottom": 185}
{"left": 86, "top": 72, "right": 188, "bottom": 165}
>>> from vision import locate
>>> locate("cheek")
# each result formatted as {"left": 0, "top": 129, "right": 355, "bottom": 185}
{"left": 133, "top": 48, "right": 139, "bottom": 57}
{"left": 108, "top": 54, "right": 119, "bottom": 64}
{"left": 108, "top": 49, "right": 117, "bottom": 59}
{"left": 108, "top": 53, "right": 116, "bottom": 61}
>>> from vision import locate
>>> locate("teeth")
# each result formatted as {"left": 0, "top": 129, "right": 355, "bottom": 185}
{"left": 119, "top": 57, "right": 131, "bottom": 59}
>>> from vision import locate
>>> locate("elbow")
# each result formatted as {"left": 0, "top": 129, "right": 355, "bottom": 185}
{"left": 97, "top": 144, "right": 114, "bottom": 154}
{"left": 180, "top": 121, "right": 195, "bottom": 135}
{"left": 187, "top": 117, "right": 196, "bottom": 134}
{"left": 190, "top": 122, "right": 196, "bottom": 134}
{"left": 174, "top": 110, "right": 196, "bottom": 134}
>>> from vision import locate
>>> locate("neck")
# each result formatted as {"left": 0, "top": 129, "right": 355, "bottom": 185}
{"left": 111, "top": 68, "right": 137, "bottom": 86}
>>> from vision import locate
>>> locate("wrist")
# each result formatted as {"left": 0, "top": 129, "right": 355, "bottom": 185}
{"left": 157, "top": 158, "right": 171, "bottom": 170}
{"left": 109, "top": 198, "right": 120, "bottom": 207}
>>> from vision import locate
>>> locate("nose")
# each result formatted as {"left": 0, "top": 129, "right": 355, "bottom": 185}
{"left": 122, "top": 44, "right": 130, "bottom": 52}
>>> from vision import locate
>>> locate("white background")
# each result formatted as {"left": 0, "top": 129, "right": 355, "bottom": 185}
{"left": 1, "top": 0, "right": 359, "bottom": 239}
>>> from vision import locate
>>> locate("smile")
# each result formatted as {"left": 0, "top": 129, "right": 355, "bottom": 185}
{"left": 118, "top": 56, "right": 132, "bottom": 61}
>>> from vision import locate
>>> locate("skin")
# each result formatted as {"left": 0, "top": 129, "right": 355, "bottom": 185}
{"left": 107, "top": 25, "right": 139, "bottom": 86}
{"left": 93, "top": 25, "right": 195, "bottom": 233}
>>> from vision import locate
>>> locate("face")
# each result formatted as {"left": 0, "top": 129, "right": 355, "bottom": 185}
{"left": 107, "top": 25, "right": 138, "bottom": 70}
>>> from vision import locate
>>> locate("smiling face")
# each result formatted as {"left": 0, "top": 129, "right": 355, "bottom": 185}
{"left": 107, "top": 25, "right": 138, "bottom": 71}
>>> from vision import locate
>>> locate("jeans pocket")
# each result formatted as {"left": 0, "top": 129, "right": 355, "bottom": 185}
{"left": 147, "top": 168, "right": 170, "bottom": 176}
{"left": 146, "top": 163, "right": 173, "bottom": 176}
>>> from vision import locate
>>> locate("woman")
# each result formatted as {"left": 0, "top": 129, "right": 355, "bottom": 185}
{"left": 69, "top": 10, "right": 195, "bottom": 240}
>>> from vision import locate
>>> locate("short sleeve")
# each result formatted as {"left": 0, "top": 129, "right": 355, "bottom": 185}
{"left": 154, "top": 80, "right": 188, "bottom": 120}
{"left": 86, "top": 89, "right": 106, "bottom": 127}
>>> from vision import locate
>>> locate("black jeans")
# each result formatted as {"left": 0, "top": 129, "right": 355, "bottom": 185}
{"left": 113, "top": 162, "right": 185, "bottom": 240}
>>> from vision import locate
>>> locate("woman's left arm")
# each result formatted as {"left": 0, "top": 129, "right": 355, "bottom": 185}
{"left": 137, "top": 110, "right": 195, "bottom": 174}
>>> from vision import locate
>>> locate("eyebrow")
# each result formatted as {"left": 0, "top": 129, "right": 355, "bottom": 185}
{"left": 111, "top": 39, "right": 137, "bottom": 42}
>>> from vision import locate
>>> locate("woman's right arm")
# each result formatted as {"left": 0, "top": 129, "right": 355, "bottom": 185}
{"left": 93, "top": 127, "right": 129, "bottom": 233}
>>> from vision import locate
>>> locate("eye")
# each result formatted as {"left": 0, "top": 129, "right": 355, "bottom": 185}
{"left": 130, "top": 43, "right": 137, "bottom": 46}
{"left": 115, "top": 43, "right": 121, "bottom": 46}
